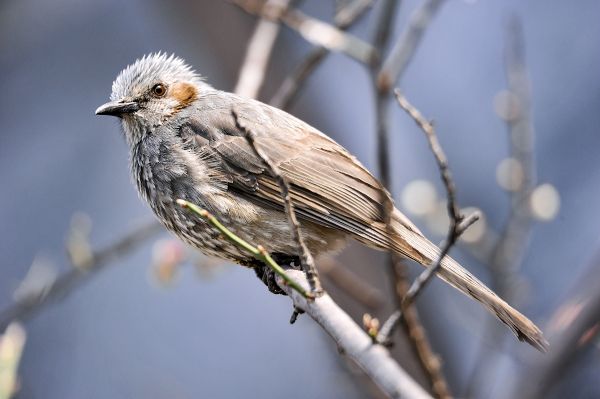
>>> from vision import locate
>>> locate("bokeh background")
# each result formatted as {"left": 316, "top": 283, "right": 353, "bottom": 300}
{"left": 1, "top": 0, "right": 599, "bottom": 398}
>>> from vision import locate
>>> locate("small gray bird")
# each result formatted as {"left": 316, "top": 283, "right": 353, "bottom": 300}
{"left": 96, "top": 53, "right": 547, "bottom": 351}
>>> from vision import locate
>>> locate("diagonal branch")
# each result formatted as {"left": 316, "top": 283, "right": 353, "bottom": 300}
{"left": 280, "top": 269, "right": 433, "bottom": 399}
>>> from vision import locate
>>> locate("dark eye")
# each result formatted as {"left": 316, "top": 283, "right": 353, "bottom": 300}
{"left": 151, "top": 83, "right": 167, "bottom": 97}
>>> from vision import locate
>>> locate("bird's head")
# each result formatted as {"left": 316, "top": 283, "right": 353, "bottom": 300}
{"left": 96, "top": 53, "right": 206, "bottom": 144}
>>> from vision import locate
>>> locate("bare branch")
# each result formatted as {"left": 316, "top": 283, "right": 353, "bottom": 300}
{"left": 232, "top": 109, "right": 322, "bottom": 293}
{"left": 283, "top": 9, "right": 376, "bottom": 64}
{"left": 0, "top": 221, "right": 163, "bottom": 331}
{"left": 378, "top": 0, "right": 446, "bottom": 91}
{"left": 270, "top": 0, "right": 374, "bottom": 109}
{"left": 279, "top": 269, "right": 433, "bottom": 399}
{"left": 234, "top": 0, "right": 294, "bottom": 98}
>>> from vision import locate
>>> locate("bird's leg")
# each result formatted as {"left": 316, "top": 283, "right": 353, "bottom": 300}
{"left": 250, "top": 253, "right": 301, "bottom": 296}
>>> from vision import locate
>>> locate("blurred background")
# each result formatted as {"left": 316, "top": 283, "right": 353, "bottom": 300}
{"left": 1, "top": 0, "right": 599, "bottom": 398}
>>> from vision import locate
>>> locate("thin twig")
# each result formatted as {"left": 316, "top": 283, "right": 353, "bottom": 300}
{"left": 377, "top": 0, "right": 446, "bottom": 92}
{"left": 176, "top": 199, "right": 312, "bottom": 298}
{"left": 234, "top": 0, "right": 294, "bottom": 98}
{"left": 0, "top": 221, "right": 163, "bottom": 331}
{"left": 377, "top": 90, "right": 480, "bottom": 347}
{"left": 232, "top": 109, "right": 322, "bottom": 293}
{"left": 270, "top": 0, "right": 374, "bottom": 109}
{"left": 278, "top": 269, "right": 433, "bottom": 399}
{"left": 393, "top": 89, "right": 471, "bottom": 293}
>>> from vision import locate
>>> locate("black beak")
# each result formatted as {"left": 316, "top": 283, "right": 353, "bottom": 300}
{"left": 95, "top": 101, "right": 140, "bottom": 117}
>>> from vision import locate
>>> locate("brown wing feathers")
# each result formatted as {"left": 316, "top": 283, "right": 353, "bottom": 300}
{"left": 182, "top": 97, "right": 548, "bottom": 351}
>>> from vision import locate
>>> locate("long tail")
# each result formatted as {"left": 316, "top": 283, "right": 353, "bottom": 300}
{"left": 390, "top": 212, "right": 548, "bottom": 352}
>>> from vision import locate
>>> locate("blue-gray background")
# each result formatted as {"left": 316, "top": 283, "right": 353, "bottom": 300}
{"left": 1, "top": 1, "right": 599, "bottom": 398}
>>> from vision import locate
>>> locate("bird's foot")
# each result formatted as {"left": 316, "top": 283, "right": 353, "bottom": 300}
{"left": 252, "top": 253, "right": 301, "bottom": 296}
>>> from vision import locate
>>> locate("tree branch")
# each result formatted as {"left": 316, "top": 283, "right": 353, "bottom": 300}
{"left": 280, "top": 269, "right": 433, "bottom": 399}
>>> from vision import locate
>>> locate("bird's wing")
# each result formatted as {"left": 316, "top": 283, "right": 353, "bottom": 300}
{"left": 179, "top": 94, "right": 422, "bottom": 258}
{"left": 178, "top": 94, "right": 549, "bottom": 351}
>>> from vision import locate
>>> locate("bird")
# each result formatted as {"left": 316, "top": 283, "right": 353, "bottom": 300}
{"left": 96, "top": 53, "right": 547, "bottom": 351}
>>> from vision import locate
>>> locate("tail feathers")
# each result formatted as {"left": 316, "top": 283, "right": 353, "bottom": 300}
{"left": 391, "top": 215, "right": 549, "bottom": 352}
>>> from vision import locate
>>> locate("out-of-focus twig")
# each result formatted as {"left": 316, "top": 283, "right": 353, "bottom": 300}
{"left": 270, "top": 0, "right": 374, "bottom": 109}
{"left": 0, "top": 221, "right": 163, "bottom": 331}
{"left": 318, "top": 257, "right": 384, "bottom": 310}
{"left": 278, "top": 269, "right": 433, "bottom": 399}
{"left": 516, "top": 256, "right": 600, "bottom": 398}
{"left": 377, "top": 0, "right": 446, "bottom": 91}
{"left": 281, "top": 8, "right": 376, "bottom": 64}
{"left": 234, "top": 0, "right": 294, "bottom": 98}
{"left": 232, "top": 109, "right": 322, "bottom": 293}
{"left": 0, "top": 323, "right": 26, "bottom": 399}
{"left": 489, "top": 15, "right": 536, "bottom": 312}
{"left": 465, "top": 15, "right": 537, "bottom": 397}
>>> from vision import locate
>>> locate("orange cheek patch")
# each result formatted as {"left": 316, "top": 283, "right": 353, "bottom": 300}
{"left": 171, "top": 82, "right": 198, "bottom": 110}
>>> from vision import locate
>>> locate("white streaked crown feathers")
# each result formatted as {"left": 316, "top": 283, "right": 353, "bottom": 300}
{"left": 110, "top": 52, "right": 203, "bottom": 101}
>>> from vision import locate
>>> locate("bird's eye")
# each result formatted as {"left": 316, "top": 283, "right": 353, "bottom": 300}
{"left": 151, "top": 83, "right": 167, "bottom": 97}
